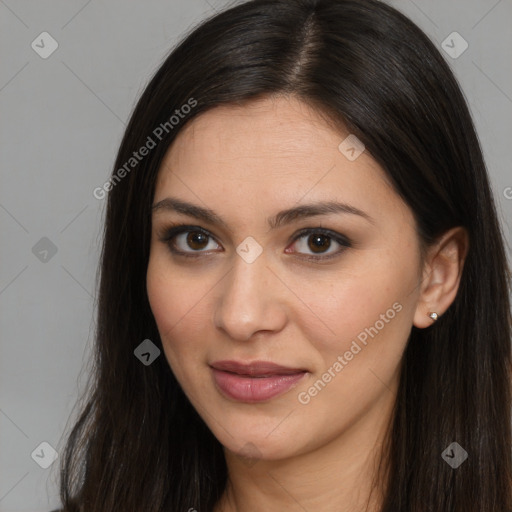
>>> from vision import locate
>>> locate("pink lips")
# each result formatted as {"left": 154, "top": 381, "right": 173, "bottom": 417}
{"left": 210, "top": 360, "right": 308, "bottom": 403}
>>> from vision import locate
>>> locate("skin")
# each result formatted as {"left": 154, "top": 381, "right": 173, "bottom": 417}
{"left": 146, "top": 95, "right": 468, "bottom": 512}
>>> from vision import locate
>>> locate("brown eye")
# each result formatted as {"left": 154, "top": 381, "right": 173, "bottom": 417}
{"left": 287, "top": 228, "right": 351, "bottom": 260}
{"left": 161, "top": 224, "right": 350, "bottom": 261}
{"left": 161, "top": 225, "right": 222, "bottom": 255}
{"left": 307, "top": 234, "right": 331, "bottom": 253}
{"left": 186, "top": 231, "right": 209, "bottom": 250}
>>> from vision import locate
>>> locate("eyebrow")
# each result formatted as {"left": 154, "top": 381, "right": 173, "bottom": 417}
{"left": 151, "top": 197, "right": 374, "bottom": 229}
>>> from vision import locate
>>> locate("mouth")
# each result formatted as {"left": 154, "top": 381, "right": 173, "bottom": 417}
{"left": 209, "top": 360, "right": 309, "bottom": 403}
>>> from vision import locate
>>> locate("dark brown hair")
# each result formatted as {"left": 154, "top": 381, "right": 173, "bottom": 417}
{"left": 53, "top": 0, "right": 512, "bottom": 510}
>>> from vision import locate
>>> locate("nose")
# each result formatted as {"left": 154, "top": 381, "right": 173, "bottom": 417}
{"left": 213, "top": 250, "right": 288, "bottom": 342}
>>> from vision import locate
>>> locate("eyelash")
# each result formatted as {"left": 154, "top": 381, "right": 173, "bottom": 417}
{"left": 158, "top": 223, "right": 352, "bottom": 262}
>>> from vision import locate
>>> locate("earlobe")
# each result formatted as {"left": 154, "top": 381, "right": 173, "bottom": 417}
{"left": 413, "top": 227, "right": 469, "bottom": 329}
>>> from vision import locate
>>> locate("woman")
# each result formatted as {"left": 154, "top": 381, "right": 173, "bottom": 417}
{"left": 53, "top": 0, "right": 512, "bottom": 510}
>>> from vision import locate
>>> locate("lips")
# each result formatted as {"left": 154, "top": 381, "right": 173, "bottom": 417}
{"left": 210, "top": 360, "right": 308, "bottom": 375}
{"left": 210, "top": 360, "right": 308, "bottom": 402}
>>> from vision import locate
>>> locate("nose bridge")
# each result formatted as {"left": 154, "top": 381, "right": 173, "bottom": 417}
{"left": 213, "top": 249, "right": 286, "bottom": 340}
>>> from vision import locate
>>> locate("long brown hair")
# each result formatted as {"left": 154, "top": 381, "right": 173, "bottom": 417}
{"left": 53, "top": 0, "right": 512, "bottom": 510}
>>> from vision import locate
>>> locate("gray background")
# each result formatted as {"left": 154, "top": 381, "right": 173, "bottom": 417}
{"left": 0, "top": 0, "right": 511, "bottom": 510}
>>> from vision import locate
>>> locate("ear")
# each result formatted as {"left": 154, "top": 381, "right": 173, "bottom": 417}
{"left": 413, "top": 227, "right": 469, "bottom": 328}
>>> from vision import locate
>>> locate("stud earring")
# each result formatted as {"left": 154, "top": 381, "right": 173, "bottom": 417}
{"left": 428, "top": 312, "right": 439, "bottom": 321}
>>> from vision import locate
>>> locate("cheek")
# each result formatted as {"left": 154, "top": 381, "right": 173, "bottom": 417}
{"left": 293, "top": 263, "right": 415, "bottom": 348}
{"left": 288, "top": 243, "right": 420, "bottom": 386}
{"left": 288, "top": 258, "right": 417, "bottom": 438}
{"left": 146, "top": 264, "right": 179, "bottom": 338}
{"left": 146, "top": 256, "right": 211, "bottom": 369}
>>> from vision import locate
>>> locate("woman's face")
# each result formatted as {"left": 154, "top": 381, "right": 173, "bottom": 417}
{"left": 147, "top": 95, "right": 424, "bottom": 461}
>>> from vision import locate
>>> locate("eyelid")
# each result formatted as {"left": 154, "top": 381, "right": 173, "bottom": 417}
{"left": 157, "top": 223, "right": 352, "bottom": 260}
{"left": 289, "top": 227, "right": 351, "bottom": 247}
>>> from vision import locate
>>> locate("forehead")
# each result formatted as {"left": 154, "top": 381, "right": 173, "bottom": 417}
{"left": 153, "top": 95, "right": 407, "bottom": 227}
{"left": 162, "top": 95, "right": 347, "bottom": 178}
